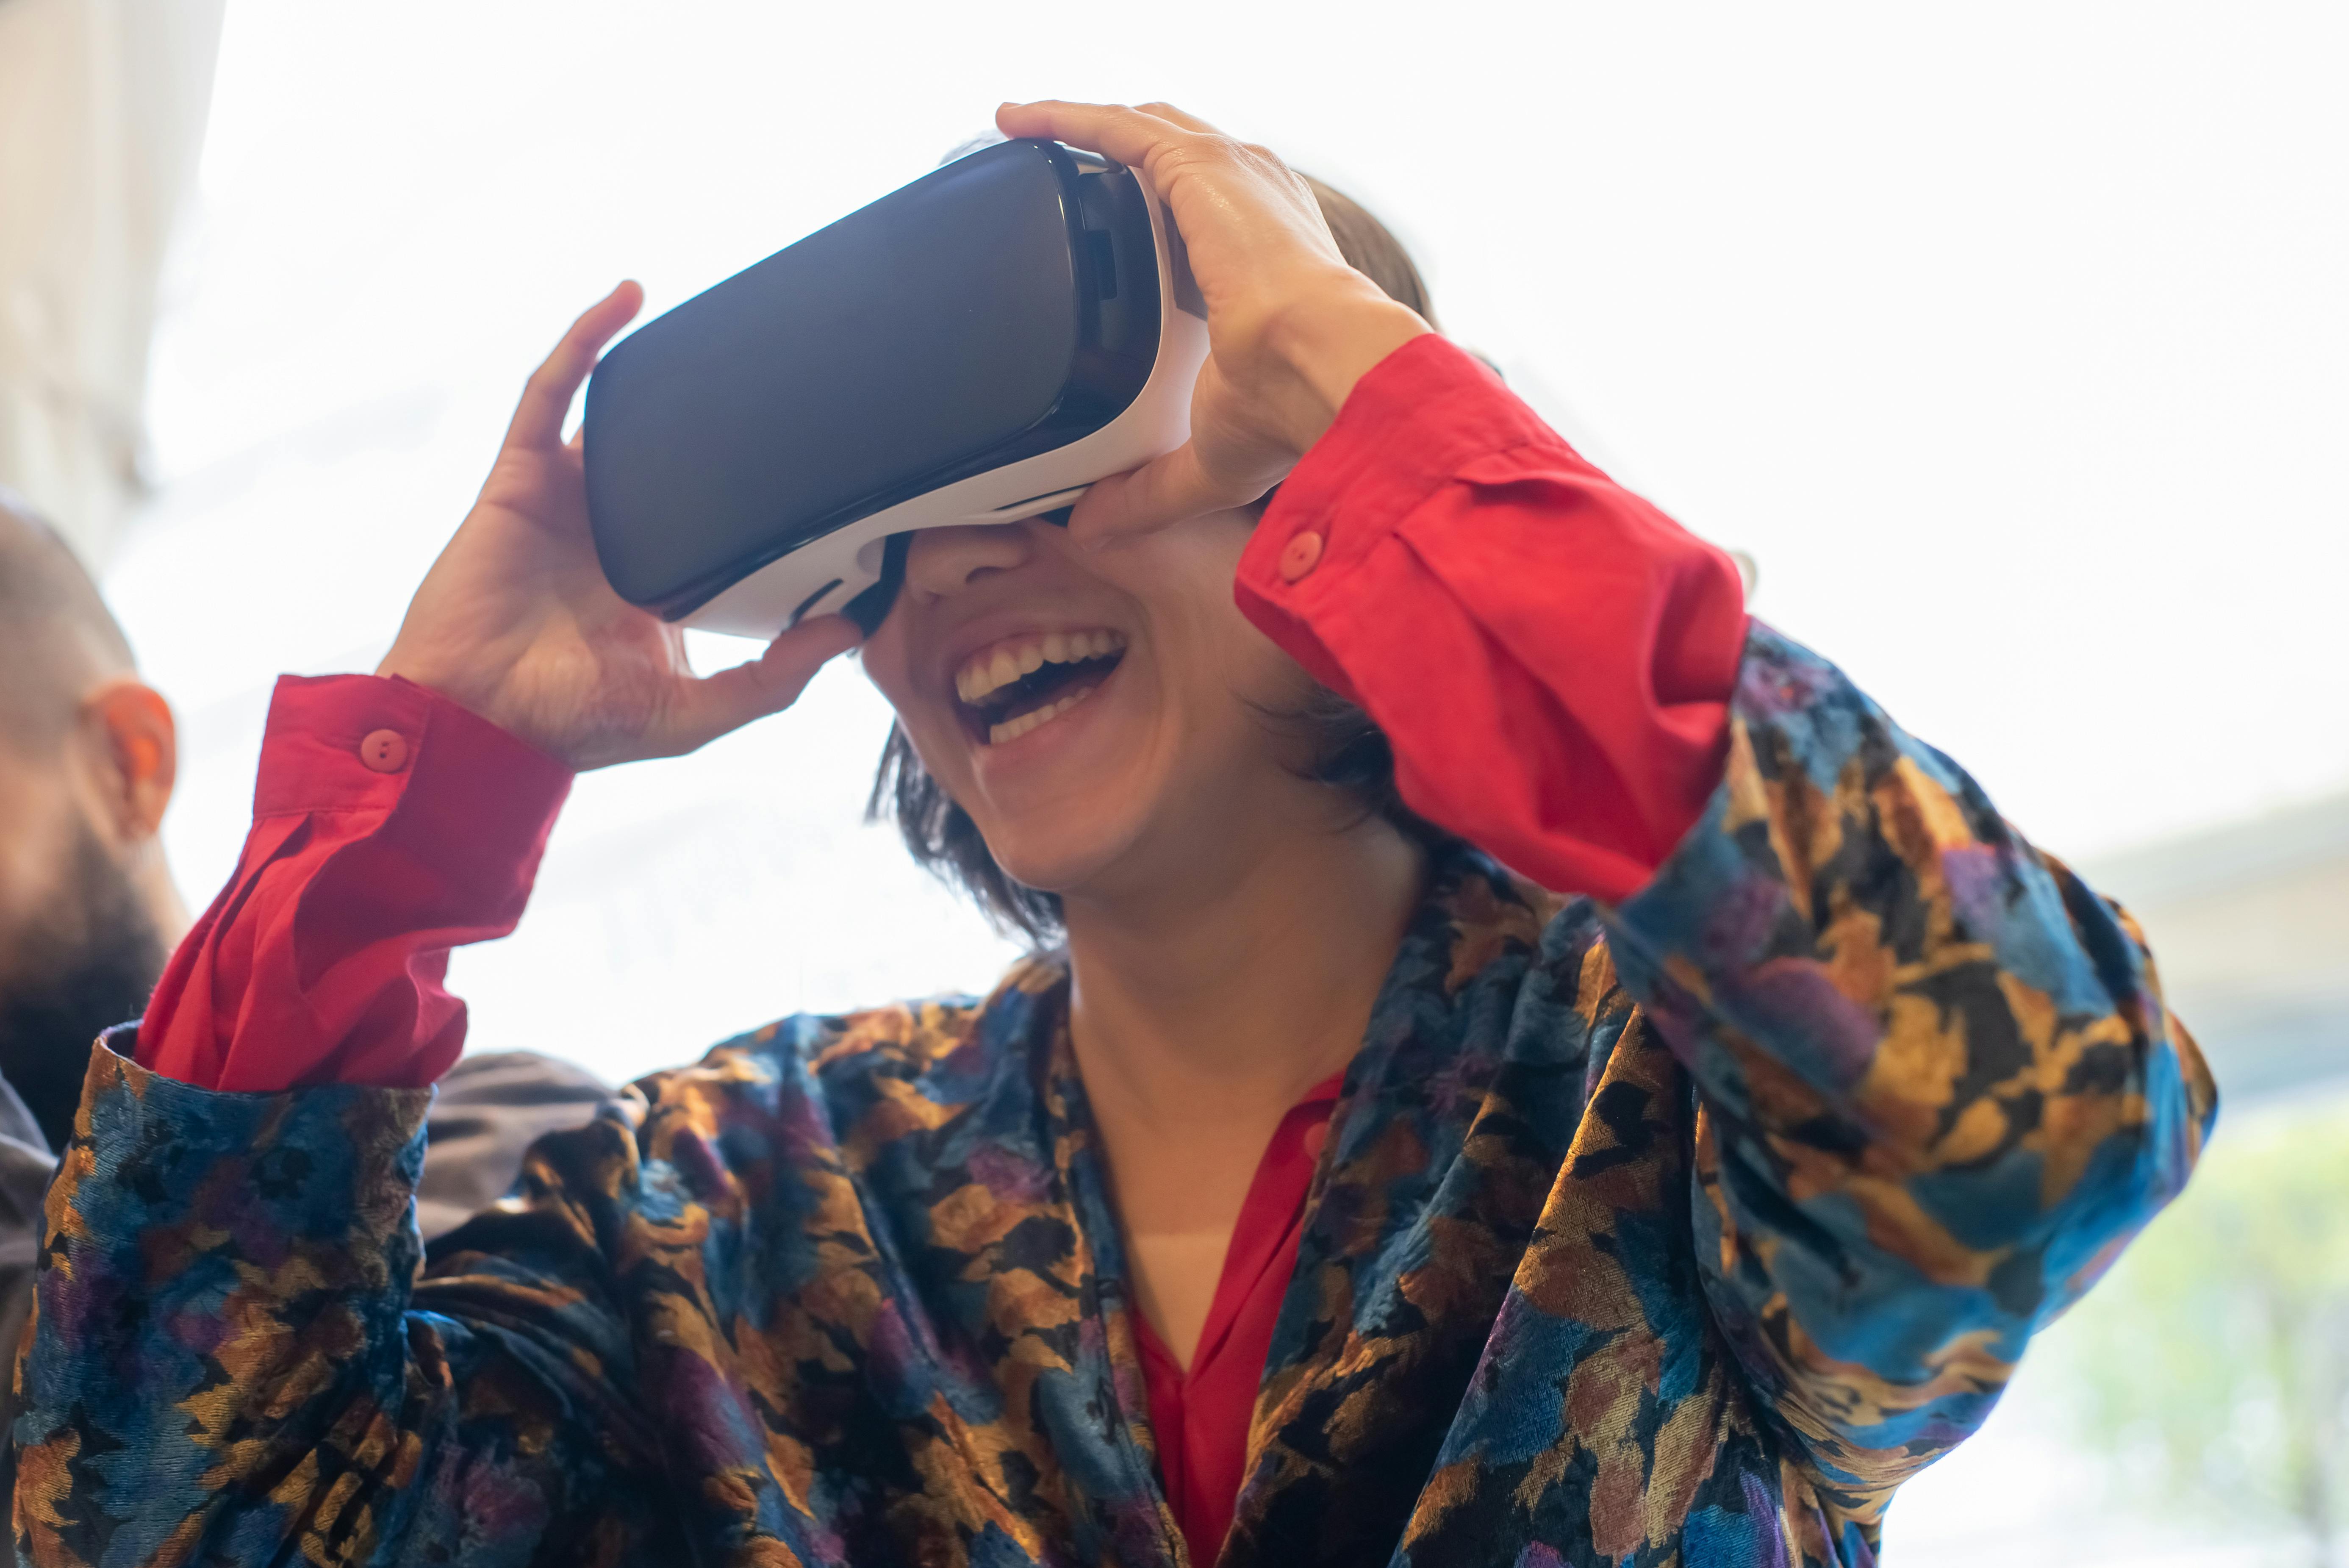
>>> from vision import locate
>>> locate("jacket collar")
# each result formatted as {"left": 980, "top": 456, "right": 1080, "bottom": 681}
{"left": 957, "top": 842, "right": 1571, "bottom": 1566}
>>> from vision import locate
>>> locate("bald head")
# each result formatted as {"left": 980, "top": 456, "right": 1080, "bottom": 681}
{"left": 0, "top": 491, "right": 136, "bottom": 751}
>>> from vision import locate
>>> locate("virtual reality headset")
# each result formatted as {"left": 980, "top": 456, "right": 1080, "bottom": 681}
{"left": 582, "top": 138, "right": 1209, "bottom": 638}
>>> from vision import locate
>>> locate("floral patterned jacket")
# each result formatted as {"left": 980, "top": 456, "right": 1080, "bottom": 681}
{"left": 12, "top": 624, "right": 2214, "bottom": 1567}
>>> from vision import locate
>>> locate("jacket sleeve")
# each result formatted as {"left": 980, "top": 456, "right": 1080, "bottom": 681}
{"left": 12, "top": 1030, "right": 672, "bottom": 1566}
{"left": 1237, "top": 334, "right": 2218, "bottom": 1514}
{"left": 1606, "top": 624, "right": 2215, "bottom": 1514}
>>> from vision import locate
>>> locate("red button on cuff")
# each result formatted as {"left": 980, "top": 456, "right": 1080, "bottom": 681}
{"left": 1277, "top": 530, "right": 1325, "bottom": 583}
{"left": 359, "top": 728, "right": 411, "bottom": 774}
{"left": 1301, "top": 1121, "right": 1329, "bottom": 1161}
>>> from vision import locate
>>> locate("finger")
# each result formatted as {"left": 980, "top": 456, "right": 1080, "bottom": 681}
{"left": 1132, "top": 101, "right": 1223, "bottom": 136}
{"left": 504, "top": 280, "right": 644, "bottom": 454}
{"left": 995, "top": 100, "right": 1199, "bottom": 173}
{"left": 661, "top": 613, "right": 861, "bottom": 754}
{"left": 1065, "top": 443, "right": 1277, "bottom": 546}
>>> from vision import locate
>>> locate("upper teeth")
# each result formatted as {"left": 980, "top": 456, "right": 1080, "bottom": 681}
{"left": 955, "top": 629, "right": 1126, "bottom": 704}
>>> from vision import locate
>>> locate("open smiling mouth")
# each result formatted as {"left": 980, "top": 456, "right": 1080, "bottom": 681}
{"left": 954, "top": 629, "right": 1128, "bottom": 746}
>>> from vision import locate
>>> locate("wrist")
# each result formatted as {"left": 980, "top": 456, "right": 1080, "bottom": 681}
{"left": 374, "top": 655, "right": 477, "bottom": 718}
{"left": 1262, "top": 283, "right": 1431, "bottom": 453}
{"left": 374, "top": 642, "right": 533, "bottom": 755}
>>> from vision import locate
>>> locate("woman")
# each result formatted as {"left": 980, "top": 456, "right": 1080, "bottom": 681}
{"left": 15, "top": 102, "right": 2212, "bottom": 1567}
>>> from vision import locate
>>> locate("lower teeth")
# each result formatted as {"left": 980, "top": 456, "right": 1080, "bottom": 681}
{"left": 988, "top": 682, "right": 1098, "bottom": 744}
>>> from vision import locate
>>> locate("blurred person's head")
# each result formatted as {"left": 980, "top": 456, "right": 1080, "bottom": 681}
{"left": 860, "top": 176, "right": 1445, "bottom": 941}
{"left": 0, "top": 494, "right": 184, "bottom": 1149}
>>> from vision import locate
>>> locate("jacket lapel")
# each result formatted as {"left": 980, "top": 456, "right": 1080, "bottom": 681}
{"left": 1223, "top": 850, "right": 1591, "bottom": 1568}
{"left": 867, "top": 850, "right": 1593, "bottom": 1568}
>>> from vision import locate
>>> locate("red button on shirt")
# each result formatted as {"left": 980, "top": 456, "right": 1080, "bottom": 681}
{"left": 359, "top": 728, "right": 410, "bottom": 773}
{"left": 1276, "top": 530, "right": 1324, "bottom": 583}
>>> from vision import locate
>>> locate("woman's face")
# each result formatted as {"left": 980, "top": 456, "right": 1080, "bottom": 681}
{"left": 859, "top": 512, "right": 1321, "bottom": 907}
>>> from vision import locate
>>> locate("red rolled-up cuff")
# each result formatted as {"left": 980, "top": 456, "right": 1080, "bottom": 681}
{"left": 138, "top": 674, "right": 571, "bottom": 1092}
{"left": 1234, "top": 334, "right": 1745, "bottom": 902}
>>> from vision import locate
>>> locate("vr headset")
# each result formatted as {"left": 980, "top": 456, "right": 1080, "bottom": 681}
{"left": 582, "top": 139, "right": 1209, "bottom": 638}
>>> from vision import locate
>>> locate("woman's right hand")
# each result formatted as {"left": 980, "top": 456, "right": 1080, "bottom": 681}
{"left": 377, "top": 283, "right": 860, "bottom": 770}
{"left": 993, "top": 100, "right": 1433, "bottom": 543}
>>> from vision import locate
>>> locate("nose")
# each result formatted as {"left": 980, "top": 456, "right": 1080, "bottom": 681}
{"left": 904, "top": 523, "right": 1034, "bottom": 600}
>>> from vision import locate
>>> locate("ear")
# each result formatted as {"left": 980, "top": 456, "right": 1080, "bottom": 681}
{"left": 78, "top": 679, "right": 178, "bottom": 842}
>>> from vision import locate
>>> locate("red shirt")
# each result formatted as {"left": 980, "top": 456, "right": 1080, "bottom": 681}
{"left": 137, "top": 333, "right": 1746, "bottom": 1564}
{"left": 1131, "top": 1076, "right": 1342, "bottom": 1568}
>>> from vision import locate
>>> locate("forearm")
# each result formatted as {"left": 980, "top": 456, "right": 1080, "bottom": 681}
{"left": 20, "top": 1036, "right": 433, "bottom": 1557}
{"left": 16, "top": 1035, "right": 652, "bottom": 1564}
{"left": 1605, "top": 624, "right": 2217, "bottom": 1493}
{"left": 138, "top": 673, "right": 571, "bottom": 1092}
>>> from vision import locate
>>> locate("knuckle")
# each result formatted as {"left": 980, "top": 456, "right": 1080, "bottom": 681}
{"left": 1172, "top": 133, "right": 1241, "bottom": 172}
{"left": 1145, "top": 141, "right": 1198, "bottom": 179}
{"left": 1248, "top": 143, "right": 1295, "bottom": 178}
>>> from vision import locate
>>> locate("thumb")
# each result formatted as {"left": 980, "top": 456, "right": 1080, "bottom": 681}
{"left": 660, "top": 614, "right": 862, "bottom": 754}
{"left": 1066, "top": 442, "right": 1277, "bottom": 549}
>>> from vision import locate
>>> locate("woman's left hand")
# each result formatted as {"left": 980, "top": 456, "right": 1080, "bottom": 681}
{"left": 993, "top": 100, "right": 1430, "bottom": 544}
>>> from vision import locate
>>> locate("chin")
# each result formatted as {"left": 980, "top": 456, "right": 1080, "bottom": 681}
{"left": 967, "top": 796, "right": 1152, "bottom": 907}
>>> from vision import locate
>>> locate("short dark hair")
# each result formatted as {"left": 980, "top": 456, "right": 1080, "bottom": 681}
{"left": 868, "top": 173, "right": 1444, "bottom": 943}
{"left": 0, "top": 493, "right": 136, "bottom": 752}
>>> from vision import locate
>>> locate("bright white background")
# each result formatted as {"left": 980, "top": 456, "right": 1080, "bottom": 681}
{"left": 102, "top": 4, "right": 2345, "bottom": 1560}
